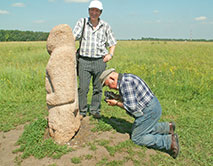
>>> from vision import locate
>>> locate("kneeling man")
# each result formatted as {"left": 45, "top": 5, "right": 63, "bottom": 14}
{"left": 99, "top": 68, "right": 180, "bottom": 159}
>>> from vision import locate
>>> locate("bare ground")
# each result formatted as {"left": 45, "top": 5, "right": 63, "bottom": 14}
{"left": 0, "top": 116, "right": 166, "bottom": 166}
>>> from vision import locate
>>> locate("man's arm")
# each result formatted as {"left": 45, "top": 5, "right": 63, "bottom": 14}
{"left": 109, "top": 45, "right": 116, "bottom": 56}
{"left": 103, "top": 45, "right": 116, "bottom": 62}
{"left": 115, "top": 101, "right": 124, "bottom": 109}
{"left": 106, "top": 99, "right": 124, "bottom": 109}
{"left": 73, "top": 18, "right": 84, "bottom": 41}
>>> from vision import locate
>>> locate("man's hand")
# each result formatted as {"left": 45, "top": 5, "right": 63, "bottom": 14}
{"left": 103, "top": 54, "right": 112, "bottom": 63}
{"left": 106, "top": 99, "right": 117, "bottom": 106}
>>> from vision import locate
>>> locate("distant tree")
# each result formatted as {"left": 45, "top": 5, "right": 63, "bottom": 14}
{"left": 139, "top": 37, "right": 211, "bottom": 42}
{"left": 0, "top": 30, "right": 49, "bottom": 41}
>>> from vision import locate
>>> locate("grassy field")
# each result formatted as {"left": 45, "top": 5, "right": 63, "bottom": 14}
{"left": 0, "top": 41, "right": 213, "bottom": 165}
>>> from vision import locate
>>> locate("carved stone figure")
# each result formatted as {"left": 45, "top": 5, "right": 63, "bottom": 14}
{"left": 46, "top": 24, "right": 80, "bottom": 144}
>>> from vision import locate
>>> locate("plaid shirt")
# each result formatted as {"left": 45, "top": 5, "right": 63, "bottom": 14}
{"left": 119, "top": 73, "right": 154, "bottom": 117}
{"left": 73, "top": 17, "right": 117, "bottom": 58}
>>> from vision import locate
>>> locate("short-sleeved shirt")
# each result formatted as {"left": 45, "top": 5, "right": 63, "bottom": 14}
{"left": 119, "top": 73, "right": 154, "bottom": 116}
{"left": 73, "top": 17, "right": 117, "bottom": 58}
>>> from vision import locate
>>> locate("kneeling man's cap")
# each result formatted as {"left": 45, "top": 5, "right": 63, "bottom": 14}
{"left": 99, "top": 68, "right": 115, "bottom": 86}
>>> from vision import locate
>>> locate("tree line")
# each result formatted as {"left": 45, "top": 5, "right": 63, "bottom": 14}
{"left": 0, "top": 30, "right": 49, "bottom": 42}
{"left": 1, "top": 29, "right": 212, "bottom": 42}
{"left": 133, "top": 37, "right": 213, "bottom": 42}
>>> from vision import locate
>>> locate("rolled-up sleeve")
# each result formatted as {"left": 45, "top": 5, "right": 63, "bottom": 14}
{"left": 106, "top": 24, "right": 117, "bottom": 47}
{"left": 73, "top": 18, "right": 84, "bottom": 40}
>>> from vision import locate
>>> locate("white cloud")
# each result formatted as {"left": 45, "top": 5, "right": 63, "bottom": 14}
{"left": 48, "top": 0, "right": 57, "bottom": 2}
{"left": 64, "top": 0, "right": 89, "bottom": 3}
{"left": 12, "top": 3, "right": 26, "bottom": 7}
{"left": 0, "top": 10, "right": 9, "bottom": 15}
{"left": 153, "top": 10, "right": 159, "bottom": 14}
{"left": 201, "top": 21, "right": 213, "bottom": 25}
{"left": 194, "top": 16, "right": 207, "bottom": 21}
{"left": 33, "top": 20, "right": 46, "bottom": 24}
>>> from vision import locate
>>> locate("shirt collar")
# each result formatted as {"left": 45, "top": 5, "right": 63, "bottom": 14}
{"left": 88, "top": 17, "right": 104, "bottom": 30}
{"left": 117, "top": 73, "right": 123, "bottom": 89}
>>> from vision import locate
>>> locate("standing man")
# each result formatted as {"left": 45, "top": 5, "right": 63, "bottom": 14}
{"left": 73, "top": 0, "right": 117, "bottom": 119}
{"left": 99, "top": 69, "right": 180, "bottom": 159}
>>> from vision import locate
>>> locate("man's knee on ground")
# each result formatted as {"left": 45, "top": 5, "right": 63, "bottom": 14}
{"left": 131, "top": 134, "right": 154, "bottom": 147}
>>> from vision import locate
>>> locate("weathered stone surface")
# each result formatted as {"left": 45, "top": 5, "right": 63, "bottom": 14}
{"left": 46, "top": 24, "right": 80, "bottom": 144}
{"left": 46, "top": 24, "right": 75, "bottom": 55}
{"left": 48, "top": 103, "right": 80, "bottom": 144}
{"left": 46, "top": 46, "right": 75, "bottom": 106}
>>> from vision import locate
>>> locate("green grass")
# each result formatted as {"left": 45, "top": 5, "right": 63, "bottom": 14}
{"left": 12, "top": 117, "right": 72, "bottom": 159}
{"left": 84, "top": 154, "right": 93, "bottom": 160}
{"left": 0, "top": 41, "right": 213, "bottom": 165}
{"left": 71, "top": 157, "right": 81, "bottom": 164}
{"left": 0, "top": 42, "right": 49, "bottom": 131}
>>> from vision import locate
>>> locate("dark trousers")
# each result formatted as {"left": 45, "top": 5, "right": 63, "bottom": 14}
{"left": 78, "top": 56, "right": 106, "bottom": 115}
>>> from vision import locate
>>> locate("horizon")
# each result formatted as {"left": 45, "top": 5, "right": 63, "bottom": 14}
{"left": 1, "top": 29, "right": 213, "bottom": 41}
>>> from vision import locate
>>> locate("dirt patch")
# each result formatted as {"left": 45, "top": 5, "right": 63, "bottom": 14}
{"left": 0, "top": 116, "right": 161, "bottom": 166}
{"left": 0, "top": 125, "right": 25, "bottom": 166}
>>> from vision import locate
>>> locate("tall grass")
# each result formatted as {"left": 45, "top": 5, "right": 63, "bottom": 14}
{"left": 0, "top": 42, "right": 49, "bottom": 131}
{"left": 105, "top": 41, "right": 213, "bottom": 113}
{"left": 103, "top": 41, "right": 213, "bottom": 165}
{"left": 0, "top": 41, "right": 212, "bottom": 165}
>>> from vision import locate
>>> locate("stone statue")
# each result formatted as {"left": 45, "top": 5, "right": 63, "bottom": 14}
{"left": 46, "top": 24, "right": 81, "bottom": 144}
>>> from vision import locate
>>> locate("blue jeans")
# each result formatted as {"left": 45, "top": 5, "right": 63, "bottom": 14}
{"left": 131, "top": 96, "right": 172, "bottom": 150}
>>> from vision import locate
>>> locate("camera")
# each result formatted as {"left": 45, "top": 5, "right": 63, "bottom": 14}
{"left": 104, "top": 91, "right": 122, "bottom": 102}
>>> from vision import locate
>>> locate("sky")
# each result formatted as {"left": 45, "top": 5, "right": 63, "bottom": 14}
{"left": 0, "top": 0, "right": 213, "bottom": 40}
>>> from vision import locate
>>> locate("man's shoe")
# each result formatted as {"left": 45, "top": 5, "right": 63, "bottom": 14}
{"left": 90, "top": 112, "right": 101, "bottom": 119}
{"left": 170, "top": 133, "right": 180, "bottom": 159}
{"left": 169, "top": 122, "right": 176, "bottom": 134}
{"left": 80, "top": 114, "right": 86, "bottom": 120}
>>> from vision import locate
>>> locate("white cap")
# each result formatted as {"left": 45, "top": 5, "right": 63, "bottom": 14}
{"left": 88, "top": 0, "right": 103, "bottom": 10}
